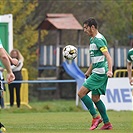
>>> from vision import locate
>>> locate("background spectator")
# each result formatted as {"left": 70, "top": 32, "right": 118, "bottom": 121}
{"left": 8, "top": 49, "right": 24, "bottom": 108}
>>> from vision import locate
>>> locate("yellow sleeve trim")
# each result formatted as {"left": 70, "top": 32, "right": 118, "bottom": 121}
{"left": 100, "top": 46, "right": 107, "bottom": 52}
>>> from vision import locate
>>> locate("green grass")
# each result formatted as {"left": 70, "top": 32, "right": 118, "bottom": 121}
{"left": 0, "top": 100, "right": 133, "bottom": 133}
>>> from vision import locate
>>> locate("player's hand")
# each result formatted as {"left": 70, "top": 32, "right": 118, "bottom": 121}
{"left": 11, "top": 58, "right": 19, "bottom": 66}
{"left": 85, "top": 74, "right": 89, "bottom": 79}
{"left": 7, "top": 72, "right": 15, "bottom": 84}
{"left": 84, "top": 72, "right": 89, "bottom": 79}
{"left": 106, "top": 71, "right": 113, "bottom": 78}
{"left": 129, "top": 78, "right": 133, "bottom": 86}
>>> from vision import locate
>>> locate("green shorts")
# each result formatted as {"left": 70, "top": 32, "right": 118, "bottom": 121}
{"left": 83, "top": 73, "right": 108, "bottom": 95}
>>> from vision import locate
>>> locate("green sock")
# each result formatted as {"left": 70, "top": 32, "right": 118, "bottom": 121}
{"left": 81, "top": 95, "right": 97, "bottom": 117}
{"left": 94, "top": 100, "right": 109, "bottom": 123}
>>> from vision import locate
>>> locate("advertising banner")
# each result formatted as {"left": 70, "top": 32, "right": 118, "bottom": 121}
{"left": 100, "top": 78, "right": 132, "bottom": 111}
{"left": 81, "top": 78, "right": 132, "bottom": 111}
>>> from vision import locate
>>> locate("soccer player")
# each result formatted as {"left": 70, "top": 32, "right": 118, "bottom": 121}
{"left": 0, "top": 38, "right": 18, "bottom": 131}
{"left": 127, "top": 48, "right": 133, "bottom": 96}
{"left": 78, "top": 18, "right": 113, "bottom": 130}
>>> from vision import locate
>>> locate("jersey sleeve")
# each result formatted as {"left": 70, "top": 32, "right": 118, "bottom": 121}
{"left": 127, "top": 51, "right": 132, "bottom": 62}
{"left": 96, "top": 39, "right": 106, "bottom": 48}
{"left": 100, "top": 46, "right": 108, "bottom": 52}
{"left": 96, "top": 38, "right": 108, "bottom": 52}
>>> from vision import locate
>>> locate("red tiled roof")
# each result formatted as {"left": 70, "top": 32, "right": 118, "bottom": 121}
{"left": 46, "top": 13, "right": 73, "bottom": 18}
{"left": 37, "top": 13, "right": 83, "bottom": 30}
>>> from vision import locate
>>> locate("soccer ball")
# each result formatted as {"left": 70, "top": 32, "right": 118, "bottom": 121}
{"left": 63, "top": 45, "right": 77, "bottom": 60}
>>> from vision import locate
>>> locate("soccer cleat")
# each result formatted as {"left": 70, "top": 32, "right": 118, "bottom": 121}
{"left": 100, "top": 122, "right": 113, "bottom": 130}
{"left": 0, "top": 123, "right": 4, "bottom": 128}
{"left": 89, "top": 116, "right": 102, "bottom": 130}
{"left": 0, "top": 123, "right": 6, "bottom": 132}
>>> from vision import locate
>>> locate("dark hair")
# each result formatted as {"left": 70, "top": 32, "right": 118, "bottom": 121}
{"left": 83, "top": 18, "right": 97, "bottom": 29}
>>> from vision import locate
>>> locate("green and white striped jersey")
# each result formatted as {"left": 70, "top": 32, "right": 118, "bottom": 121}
{"left": 0, "top": 39, "right": 3, "bottom": 48}
{"left": 127, "top": 48, "right": 133, "bottom": 63}
{"left": 89, "top": 33, "right": 108, "bottom": 74}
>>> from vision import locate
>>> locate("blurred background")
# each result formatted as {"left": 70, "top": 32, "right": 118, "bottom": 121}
{"left": 0, "top": 0, "right": 132, "bottom": 104}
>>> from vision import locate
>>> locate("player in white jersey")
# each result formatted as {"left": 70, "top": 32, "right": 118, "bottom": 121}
{"left": 0, "top": 39, "right": 18, "bottom": 132}
{"left": 78, "top": 18, "right": 113, "bottom": 130}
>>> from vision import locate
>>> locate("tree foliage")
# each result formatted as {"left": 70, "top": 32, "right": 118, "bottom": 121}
{"left": 31, "top": 0, "right": 132, "bottom": 46}
{"left": 0, "top": 0, "right": 39, "bottom": 79}
{"left": 96, "top": 0, "right": 132, "bottom": 46}
{"left": 0, "top": 0, "right": 132, "bottom": 79}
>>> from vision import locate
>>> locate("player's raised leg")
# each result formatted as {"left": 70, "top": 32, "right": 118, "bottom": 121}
{"left": 78, "top": 86, "right": 102, "bottom": 130}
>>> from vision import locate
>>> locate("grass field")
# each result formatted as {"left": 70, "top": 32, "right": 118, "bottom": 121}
{"left": 0, "top": 100, "right": 133, "bottom": 133}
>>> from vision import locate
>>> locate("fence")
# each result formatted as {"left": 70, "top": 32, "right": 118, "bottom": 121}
{"left": 114, "top": 69, "right": 133, "bottom": 77}
{"left": 3, "top": 68, "right": 76, "bottom": 108}
{"left": 39, "top": 45, "right": 130, "bottom": 68}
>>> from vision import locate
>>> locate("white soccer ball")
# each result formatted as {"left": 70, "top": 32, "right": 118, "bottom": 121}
{"left": 63, "top": 45, "right": 77, "bottom": 60}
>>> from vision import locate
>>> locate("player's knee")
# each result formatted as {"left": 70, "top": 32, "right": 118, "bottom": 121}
{"left": 78, "top": 90, "right": 86, "bottom": 98}
{"left": 78, "top": 87, "right": 89, "bottom": 98}
{"left": 92, "top": 95, "right": 100, "bottom": 103}
{"left": 77, "top": 91, "right": 82, "bottom": 98}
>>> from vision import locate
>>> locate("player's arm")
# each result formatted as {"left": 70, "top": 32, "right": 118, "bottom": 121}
{"left": 3, "top": 48, "right": 18, "bottom": 66}
{"left": 85, "top": 63, "right": 93, "bottom": 79}
{"left": 100, "top": 46, "right": 113, "bottom": 77}
{"left": 0, "top": 48, "right": 15, "bottom": 83}
{"left": 0, "top": 48, "right": 12, "bottom": 74}
{"left": 127, "top": 61, "right": 132, "bottom": 80}
{"left": 127, "top": 61, "right": 133, "bottom": 85}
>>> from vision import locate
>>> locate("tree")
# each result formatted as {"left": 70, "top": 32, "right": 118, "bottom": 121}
{"left": 96, "top": 0, "right": 132, "bottom": 46}
{"left": 0, "top": 0, "right": 132, "bottom": 79}
{"left": 0, "top": 0, "right": 41, "bottom": 79}
{"left": 30, "top": 0, "right": 132, "bottom": 46}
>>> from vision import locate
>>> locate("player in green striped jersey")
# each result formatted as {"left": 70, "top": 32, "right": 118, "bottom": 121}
{"left": 127, "top": 48, "right": 133, "bottom": 95}
{"left": 78, "top": 18, "right": 113, "bottom": 130}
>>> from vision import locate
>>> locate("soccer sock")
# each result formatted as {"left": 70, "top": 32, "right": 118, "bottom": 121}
{"left": 81, "top": 95, "right": 97, "bottom": 118}
{"left": 94, "top": 100, "right": 109, "bottom": 123}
